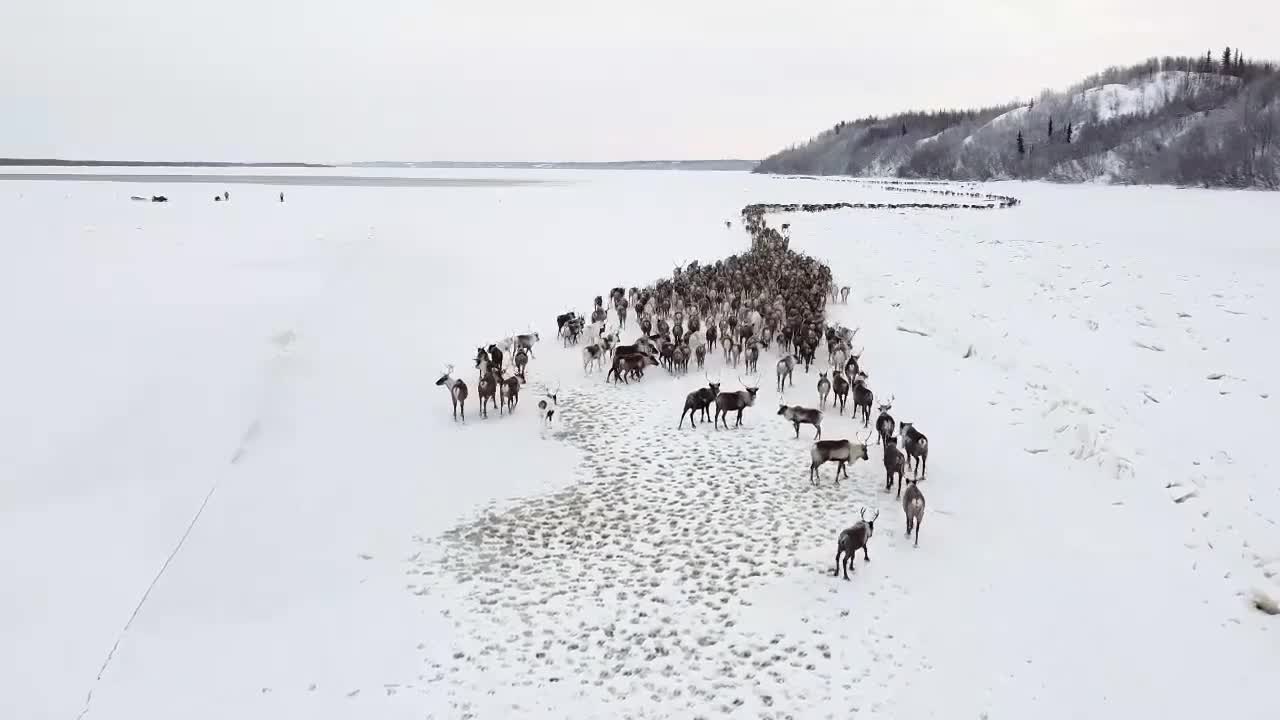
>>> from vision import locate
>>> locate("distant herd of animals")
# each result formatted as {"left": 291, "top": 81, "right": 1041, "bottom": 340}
{"left": 129, "top": 190, "right": 285, "bottom": 202}
{"left": 435, "top": 203, "right": 933, "bottom": 576}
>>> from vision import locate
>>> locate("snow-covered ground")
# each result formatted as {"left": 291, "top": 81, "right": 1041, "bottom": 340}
{"left": 2, "top": 171, "right": 1276, "bottom": 720}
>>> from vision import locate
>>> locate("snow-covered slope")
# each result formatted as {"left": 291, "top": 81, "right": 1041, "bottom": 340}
{"left": 2, "top": 171, "right": 1277, "bottom": 720}
{"left": 1080, "top": 70, "right": 1201, "bottom": 121}
{"left": 757, "top": 61, "right": 1279, "bottom": 187}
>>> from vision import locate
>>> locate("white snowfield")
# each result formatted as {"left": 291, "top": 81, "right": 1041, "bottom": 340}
{"left": 2, "top": 170, "right": 1277, "bottom": 720}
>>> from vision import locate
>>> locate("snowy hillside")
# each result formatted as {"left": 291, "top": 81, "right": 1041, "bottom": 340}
{"left": 757, "top": 55, "right": 1280, "bottom": 188}
{"left": 2, "top": 170, "right": 1277, "bottom": 720}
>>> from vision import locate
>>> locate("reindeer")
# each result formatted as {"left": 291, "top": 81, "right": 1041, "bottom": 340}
{"left": 831, "top": 369, "right": 850, "bottom": 415}
{"left": 537, "top": 387, "right": 559, "bottom": 427}
{"left": 672, "top": 344, "right": 689, "bottom": 375}
{"left": 487, "top": 344, "right": 504, "bottom": 371}
{"left": 779, "top": 325, "right": 793, "bottom": 353}
{"left": 582, "top": 343, "right": 606, "bottom": 374}
{"left": 714, "top": 377, "right": 760, "bottom": 429}
{"left": 514, "top": 331, "right": 540, "bottom": 358}
{"left": 476, "top": 366, "right": 499, "bottom": 418}
{"left": 844, "top": 352, "right": 861, "bottom": 379}
{"left": 435, "top": 366, "right": 468, "bottom": 421}
{"left": 830, "top": 343, "right": 849, "bottom": 371}
{"left": 559, "top": 319, "right": 578, "bottom": 347}
{"left": 744, "top": 341, "right": 761, "bottom": 374}
{"left": 840, "top": 286, "right": 850, "bottom": 304}
{"left": 555, "top": 312, "right": 579, "bottom": 346}
{"left": 615, "top": 298, "right": 629, "bottom": 327}
{"left": 513, "top": 347, "right": 529, "bottom": 382}
{"left": 902, "top": 479, "right": 925, "bottom": 547}
{"left": 875, "top": 397, "right": 895, "bottom": 446}
{"left": 694, "top": 344, "right": 707, "bottom": 369}
{"left": 852, "top": 374, "right": 874, "bottom": 427}
{"left": 778, "top": 401, "right": 823, "bottom": 439}
{"left": 899, "top": 422, "right": 929, "bottom": 477}
{"left": 808, "top": 433, "right": 871, "bottom": 485}
{"left": 679, "top": 376, "right": 721, "bottom": 429}
{"left": 798, "top": 340, "right": 815, "bottom": 373}
{"left": 607, "top": 352, "right": 659, "bottom": 384}
{"left": 834, "top": 507, "right": 879, "bottom": 580}
{"left": 704, "top": 324, "right": 718, "bottom": 353}
{"left": 883, "top": 436, "right": 907, "bottom": 497}
{"left": 612, "top": 336, "right": 656, "bottom": 361}
{"left": 501, "top": 369, "right": 521, "bottom": 413}
{"left": 816, "top": 371, "right": 831, "bottom": 408}
{"left": 726, "top": 339, "right": 742, "bottom": 368}
{"left": 775, "top": 354, "right": 796, "bottom": 392}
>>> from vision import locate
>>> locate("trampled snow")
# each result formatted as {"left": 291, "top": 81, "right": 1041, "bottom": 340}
{"left": 2, "top": 170, "right": 1276, "bottom": 720}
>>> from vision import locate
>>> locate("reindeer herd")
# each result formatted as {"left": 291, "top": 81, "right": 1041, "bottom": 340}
{"left": 434, "top": 331, "right": 559, "bottom": 426}
{"left": 435, "top": 204, "right": 936, "bottom": 579}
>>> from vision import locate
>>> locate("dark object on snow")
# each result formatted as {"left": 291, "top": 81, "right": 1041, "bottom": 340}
{"left": 151, "top": 195, "right": 168, "bottom": 202}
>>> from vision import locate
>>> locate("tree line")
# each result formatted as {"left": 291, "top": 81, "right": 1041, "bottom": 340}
{"left": 756, "top": 50, "right": 1280, "bottom": 189}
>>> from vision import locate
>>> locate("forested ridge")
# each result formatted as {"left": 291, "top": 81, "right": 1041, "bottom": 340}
{"left": 757, "top": 50, "right": 1280, "bottom": 189}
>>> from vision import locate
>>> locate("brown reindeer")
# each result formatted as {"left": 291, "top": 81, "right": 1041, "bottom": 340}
{"left": 477, "top": 367, "right": 499, "bottom": 418}
{"left": 435, "top": 366, "right": 468, "bottom": 421}
{"left": 501, "top": 367, "right": 521, "bottom": 413}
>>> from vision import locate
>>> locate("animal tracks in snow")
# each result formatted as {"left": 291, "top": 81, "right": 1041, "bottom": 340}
{"left": 410, "top": 371, "right": 917, "bottom": 717}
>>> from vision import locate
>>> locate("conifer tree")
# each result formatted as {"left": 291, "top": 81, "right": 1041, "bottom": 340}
{"left": 1016, "top": 130, "right": 1025, "bottom": 155}
{"left": 1048, "top": 117, "right": 1054, "bottom": 140}
{"left": 1065, "top": 121, "right": 1073, "bottom": 144}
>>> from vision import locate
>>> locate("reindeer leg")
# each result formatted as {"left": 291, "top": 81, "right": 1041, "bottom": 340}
{"left": 793, "top": 421, "right": 800, "bottom": 439}
{"left": 833, "top": 547, "right": 843, "bottom": 577}
{"left": 814, "top": 424, "right": 821, "bottom": 440}
{"left": 863, "top": 545, "right": 871, "bottom": 562}
{"left": 914, "top": 517, "right": 921, "bottom": 548}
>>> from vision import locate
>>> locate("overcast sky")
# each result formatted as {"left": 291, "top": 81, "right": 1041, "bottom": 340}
{"left": 3, "top": 1, "right": 1276, "bottom": 162}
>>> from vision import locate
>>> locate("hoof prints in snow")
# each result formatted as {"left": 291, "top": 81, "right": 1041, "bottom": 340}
{"left": 412, "top": 381, "right": 919, "bottom": 716}
{"left": 405, "top": 193, "right": 990, "bottom": 716}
